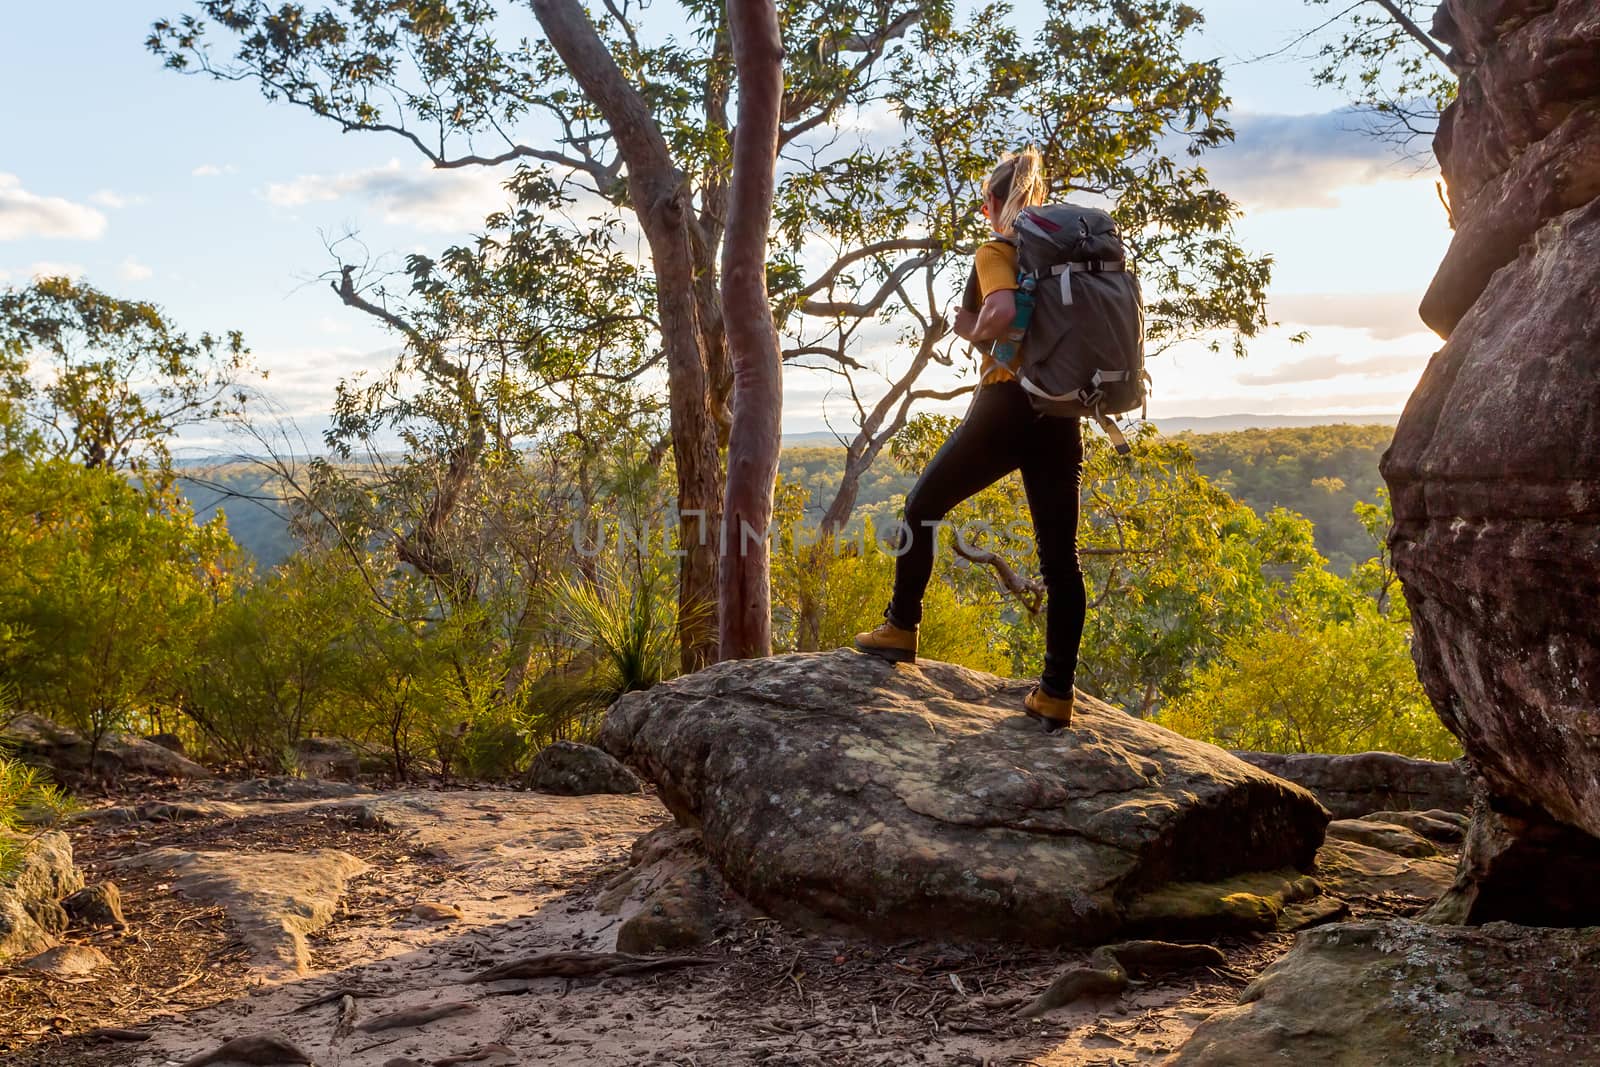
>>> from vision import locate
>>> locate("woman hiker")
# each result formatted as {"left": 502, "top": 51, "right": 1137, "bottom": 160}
{"left": 853, "top": 147, "right": 1086, "bottom": 732}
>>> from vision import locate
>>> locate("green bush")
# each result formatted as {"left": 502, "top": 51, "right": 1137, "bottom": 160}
{"left": 1160, "top": 598, "right": 1460, "bottom": 760}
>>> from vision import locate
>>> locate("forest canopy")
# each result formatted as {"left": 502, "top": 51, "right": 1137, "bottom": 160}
{"left": 0, "top": 1, "right": 1457, "bottom": 786}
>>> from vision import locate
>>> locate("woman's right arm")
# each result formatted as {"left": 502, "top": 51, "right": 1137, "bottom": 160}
{"left": 968, "top": 289, "right": 1017, "bottom": 342}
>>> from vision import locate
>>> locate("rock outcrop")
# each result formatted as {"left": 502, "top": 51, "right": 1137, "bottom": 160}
{"left": 526, "top": 740, "right": 642, "bottom": 796}
{"left": 1383, "top": 0, "right": 1600, "bottom": 858}
{"left": 602, "top": 650, "right": 1329, "bottom": 946}
{"left": 292, "top": 737, "right": 361, "bottom": 781}
{"left": 0, "top": 830, "right": 83, "bottom": 961}
{"left": 1172, "top": 920, "right": 1600, "bottom": 1064}
{"left": 63, "top": 882, "right": 127, "bottom": 929}
{"left": 2, "top": 714, "right": 210, "bottom": 780}
{"left": 1424, "top": 791, "right": 1600, "bottom": 926}
{"left": 1231, "top": 750, "right": 1473, "bottom": 818}
{"left": 601, "top": 826, "right": 742, "bottom": 954}
{"left": 115, "top": 848, "right": 369, "bottom": 978}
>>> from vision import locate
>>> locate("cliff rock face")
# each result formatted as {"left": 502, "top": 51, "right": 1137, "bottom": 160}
{"left": 602, "top": 650, "right": 1330, "bottom": 946}
{"left": 1383, "top": 0, "right": 1600, "bottom": 846}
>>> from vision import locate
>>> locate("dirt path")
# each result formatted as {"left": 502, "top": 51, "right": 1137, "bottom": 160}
{"left": 2, "top": 784, "right": 1301, "bottom": 1066}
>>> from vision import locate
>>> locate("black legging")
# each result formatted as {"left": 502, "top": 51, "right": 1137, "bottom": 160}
{"left": 886, "top": 379, "right": 1086, "bottom": 696}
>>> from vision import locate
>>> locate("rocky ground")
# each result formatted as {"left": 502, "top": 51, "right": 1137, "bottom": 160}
{"left": 0, "top": 774, "right": 1459, "bottom": 1067}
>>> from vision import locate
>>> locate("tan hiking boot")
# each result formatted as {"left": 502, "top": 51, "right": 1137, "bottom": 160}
{"left": 1024, "top": 686, "right": 1074, "bottom": 733}
{"left": 853, "top": 620, "right": 918, "bottom": 664}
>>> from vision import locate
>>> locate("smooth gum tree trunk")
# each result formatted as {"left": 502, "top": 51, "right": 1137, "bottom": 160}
{"left": 717, "top": 0, "right": 785, "bottom": 660}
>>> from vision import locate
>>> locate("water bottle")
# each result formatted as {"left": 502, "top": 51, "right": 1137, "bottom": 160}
{"left": 990, "top": 274, "right": 1036, "bottom": 367}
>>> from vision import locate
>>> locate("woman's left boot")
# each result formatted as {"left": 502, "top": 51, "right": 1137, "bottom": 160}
{"left": 1024, "top": 686, "right": 1074, "bottom": 733}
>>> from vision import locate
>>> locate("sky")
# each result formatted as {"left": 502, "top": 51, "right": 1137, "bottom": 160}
{"left": 0, "top": 2, "right": 1453, "bottom": 448}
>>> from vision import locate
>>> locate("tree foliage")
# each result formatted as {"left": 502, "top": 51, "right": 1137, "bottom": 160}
{"left": 1179, "top": 424, "right": 1394, "bottom": 572}
{"left": 1161, "top": 494, "right": 1458, "bottom": 759}
{"left": 1161, "top": 598, "right": 1458, "bottom": 759}
{"left": 150, "top": 0, "right": 1276, "bottom": 658}
{"left": 0, "top": 277, "right": 253, "bottom": 480}
{"left": 0, "top": 689, "right": 75, "bottom": 884}
{"left": 0, "top": 454, "right": 238, "bottom": 766}
{"left": 1301, "top": 0, "right": 1459, "bottom": 153}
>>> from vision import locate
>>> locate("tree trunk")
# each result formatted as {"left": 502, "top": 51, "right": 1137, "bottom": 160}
{"left": 796, "top": 324, "right": 964, "bottom": 646}
{"left": 716, "top": 0, "right": 785, "bottom": 661}
{"left": 531, "top": 0, "right": 723, "bottom": 673}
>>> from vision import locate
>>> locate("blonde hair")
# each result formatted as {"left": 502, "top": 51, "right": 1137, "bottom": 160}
{"left": 983, "top": 147, "right": 1047, "bottom": 236}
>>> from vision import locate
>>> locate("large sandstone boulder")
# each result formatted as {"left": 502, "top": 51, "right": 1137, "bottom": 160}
{"left": 1383, "top": 0, "right": 1600, "bottom": 881}
{"left": 601, "top": 650, "right": 1329, "bottom": 946}
{"left": 1231, "top": 750, "right": 1472, "bottom": 818}
{"left": 1172, "top": 920, "right": 1600, "bottom": 1064}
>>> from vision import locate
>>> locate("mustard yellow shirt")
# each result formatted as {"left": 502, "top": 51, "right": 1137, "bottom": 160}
{"left": 973, "top": 240, "right": 1018, "bottom": 385}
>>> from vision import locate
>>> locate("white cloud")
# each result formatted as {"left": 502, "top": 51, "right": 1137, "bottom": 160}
{"left": 89, "top": 189, "right": 146, "bottom": 210}
{"left": 247, "top": 345, "right": 403, "bottom": 418}
{"left": 1271, "top": 291, "right": 1433, "bottom": 340}
{"left": 1238, "top": 351, "right": 1429, "bottom": 386}
{"left": 118, "top": 257, "right": 153, "bottom": 282}
{"left": 0, "top": 174, "right": 107, "bottom": 241}
{"left": 264, "top": 159, "right": 511, "bottom": 233}
{"left": 193, "top": 163, "right": 238, "bottom": 178}
{"left": 23, "top": 261, "right": 87, "bottom": 280}
{"left": 1203, "top": 108, "right": 1430, "bottom": 211}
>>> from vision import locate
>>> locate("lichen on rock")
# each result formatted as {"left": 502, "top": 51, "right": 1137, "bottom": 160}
{"left": 1172, "top": 920, "right": 1600, "bottom": 1064}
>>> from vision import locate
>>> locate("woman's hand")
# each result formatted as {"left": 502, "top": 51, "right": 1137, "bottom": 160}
{"left": 953, "top": 307, "right": 980, "bottom": 341}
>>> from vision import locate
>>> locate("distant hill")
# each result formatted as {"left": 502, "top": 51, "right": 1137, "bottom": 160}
{"left": 179, "top": 420, "right": 1400, "bottom": 573}
{"left": 1177, "top": 424, "right": 1395, "bottom": 571}
{"left": 1139, "top": 413, "right": 1399, "bottom": 435}
{"left": 781, "top": 413, "right": 1399, "bottom": 447}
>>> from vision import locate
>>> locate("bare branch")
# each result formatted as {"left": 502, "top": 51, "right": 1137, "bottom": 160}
{"left": 783, "top": 344, "right": 866, "bottom": 371}
{"left": 800, "top": 251, "right": 943, "bottom": 318}
{"left": 1369, "top": 0, "right": 1461, "bottom": 71}
{"left": 779, "top": 9, "right": 921, "bottom": 147}
{"left": 952, "top": 537, "right": 1044, "bottom": 614}
{"left": 795, "top": 238, "right": 947, "bottom": 304}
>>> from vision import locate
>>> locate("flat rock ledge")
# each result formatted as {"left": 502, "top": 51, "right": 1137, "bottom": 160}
{"left": 1231, "top": 750, "right": 1472, "bottom": 818}
{"left": 602, "top": 650, "right": 1330, "bottom": 946}
{"left": 1173, "top": 920, "right": 1600, "bottom": 1064}
{"left": 115, "top": 847, "right": 369, "bottom": 978}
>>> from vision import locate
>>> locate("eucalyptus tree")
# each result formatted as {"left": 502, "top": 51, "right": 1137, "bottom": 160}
{"left": 278, "top": 171, "right": 667, "bottom": 696}
{"left": 152, "top": 0, "right": 1272, "bottom": 666}
{"left": 152, "top": 0, "right": 921, "bottom": 668}
{"left": 0, "top": 277, "right": 252, "bottom": 481}
{"left": 718, "top": 0, "right": 784, "bottom": 659}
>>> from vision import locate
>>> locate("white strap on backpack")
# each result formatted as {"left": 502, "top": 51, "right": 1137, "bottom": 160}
{"left": 1045, "top": 260, "right": 1125, "bottom": 305}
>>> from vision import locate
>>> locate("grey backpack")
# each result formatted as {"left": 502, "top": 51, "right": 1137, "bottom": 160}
{"left": 1012, "top": 203, "right": 1147, "bottom": 452}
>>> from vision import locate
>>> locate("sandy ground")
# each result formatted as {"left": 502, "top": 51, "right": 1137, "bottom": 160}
{"left": 1, "top": 784, "right": 1306, "bottom": 1067}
